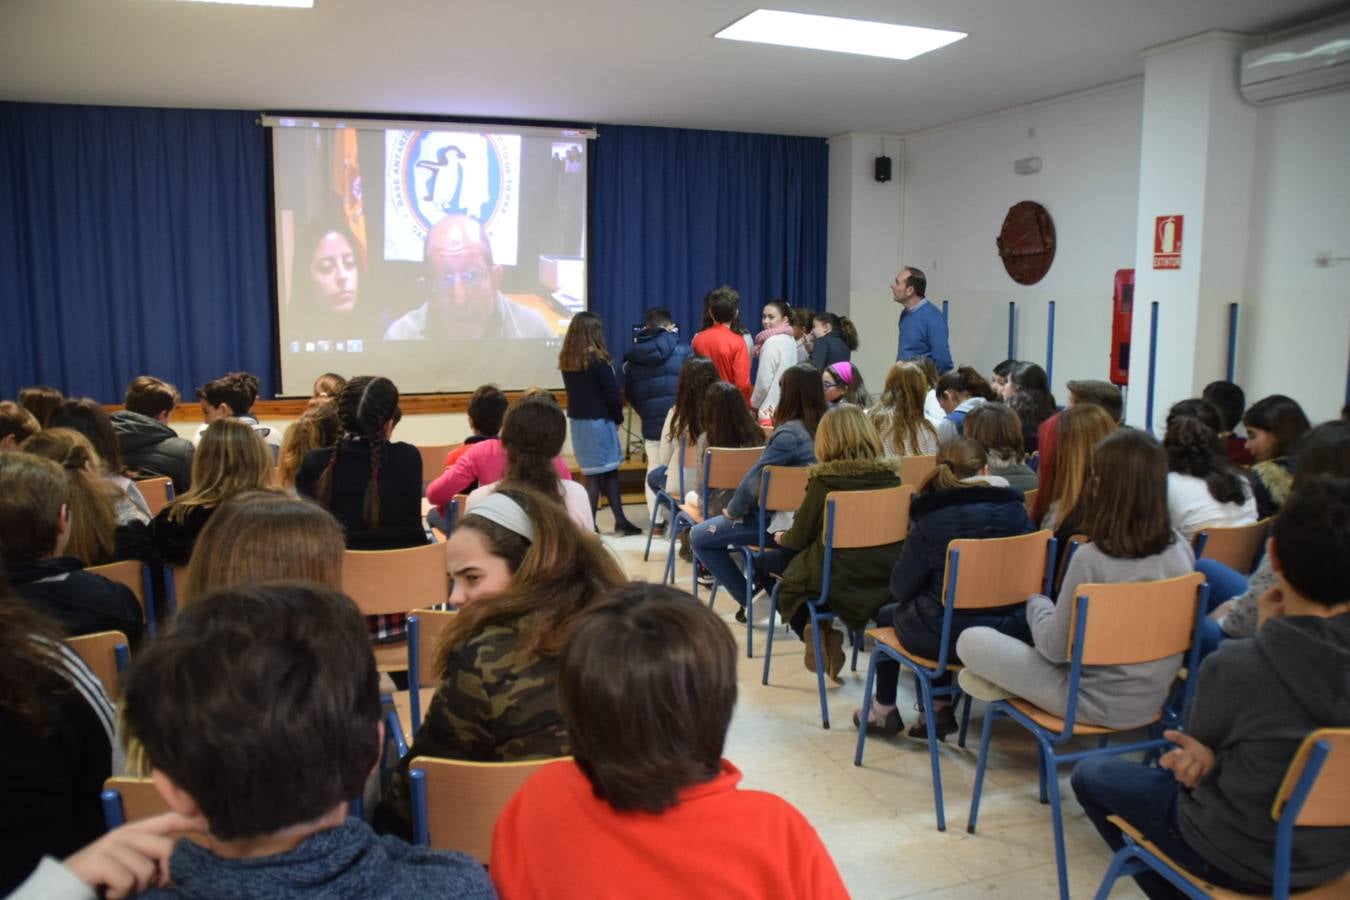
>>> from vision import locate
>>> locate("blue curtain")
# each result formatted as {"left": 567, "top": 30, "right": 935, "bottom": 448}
{"left": 590, "top": 124, "right": 828, "bottom": 356}
{"left": 0, "top": 102, "right": 272, "bottom": 402}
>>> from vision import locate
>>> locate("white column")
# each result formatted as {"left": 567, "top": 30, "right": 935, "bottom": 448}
{"left": 1126, "top": 32, "right": 1258, "bottom": 431}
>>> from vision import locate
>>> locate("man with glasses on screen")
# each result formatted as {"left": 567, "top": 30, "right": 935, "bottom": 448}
{"left": 384, "top": 213, "right": 554, "bottom": 341}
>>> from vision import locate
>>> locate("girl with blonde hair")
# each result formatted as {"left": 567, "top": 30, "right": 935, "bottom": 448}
{"left": 182, "top": 490, "right": 344, "bottom": 604}
{"left": 374, "top": 485, "right": 628, "bottom": 839}
{"left": 870, "top": 361, "right": 940, "bottom": 458}
{"left": 1039, "top": 403, "right": 1117, "bottom": 535}
{"left": 276, "top": 401, "right": 339, "bottom": 491}
{"left": 20, "top": 428, "right": 119, "bottom": 566}
{"left": 151, "top": 417, "right": 273, "bottom": 565}
{"left": 768, "top": 405, "right": 902, "bottom": 678}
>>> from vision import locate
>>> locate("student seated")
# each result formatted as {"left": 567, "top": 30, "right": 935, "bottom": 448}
{"left": 0, "top": 453, "right": 142, "bottom": 644}
{"left": 1000, "top": 362, "right": 1056, "bottom": 455}
{"left": 275, "top": 401, "right": 339, "bottom": 493}
{"left": 1241, "top": 394, "right": 1310, "bottom": 518}
{"left": 47, "top": 399, "right": 153, "bottom": 525}
{"left": 1036, "top": 403, "right": 1117, "bottom": 536}
{"left": 9, "top": 581, "right": 495, "bottom": 900}
{"left": 868, "top": 361, "right": 940, "bottom": 458}
{"left": 1163, "top": 401, "right": 1256, "bottom": 540}
{"left": 0, "top": 591, "right": 120, "bottom": 896}
{"left": 441, "top": 384, "right": 510, "bottom": 475}
{"left": 678, "top": 381, "right": 766, "bottom": 529}
{"left": 17, "top": 385, "right": 63, "bottom": 428}
{"left": 647, "top": 356, "right": 719, "bottom": 536}
{"left": 933, "top": 366, "right": 995, "bottom": 445}
{"left": 0, "top": 400, "right": 41, "bottom": 451}
{"left": 109, "top": 376, "right": 195, "bottom": 493}
{"left": 956, "top": 428, "right": 1195, "bottom": 730}
{"left": 192, "top": 371, "right": 281, "bottom": 459}
{"left": 858, "top": 438, "right": 1032, "bottom": 739}
{"left": 489, "top": 582, "right": 848, "bottom": 900}
{"left": 151, "top": 418, "right": 273, "bottom": 566}
{"left": 373, "top": 487, "right": 627, "bottom": 840}
{"left": 1202, "top": 379, "right": 1254, "bottom": 466}
{"left": 766, "top": 405, "right": 901, "bottom": 677}
{"left": 1070, "top": 477, "right": 1350, "bottom": 899}
{"left": 963, "top": 402, "right": 1037, "bottom": 493}
{"left": 822, "top": 361, "right": 870, "bottom": 408}
{"left": 22, "top": 429, "right": 122, "bottom": 566}
{"left": 467, "top": 394, "right": 594, "bottom": 532}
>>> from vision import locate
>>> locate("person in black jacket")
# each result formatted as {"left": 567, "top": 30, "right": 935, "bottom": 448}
{"left": 0, "top": 453, "right": 143, "bottom": 646}
{"left": 807, "top": 312, "right": 859, "bottom": 371}
{"left": 110, "top": 375, "right": 194, "bottom": 492}
{"left": 856, "top": 438, "right": 1033, "bottom": 739}
{"left": 622, "top": 307, "right": 690, "bottom": 521}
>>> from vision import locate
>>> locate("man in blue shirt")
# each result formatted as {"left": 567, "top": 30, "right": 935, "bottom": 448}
{"left": 893, "top": 265, "right": 953, "bottom": 372}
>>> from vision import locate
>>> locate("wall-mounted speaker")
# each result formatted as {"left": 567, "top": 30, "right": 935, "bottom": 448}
{"left": 874, "top": 156, "right": 892, "bottom": 182}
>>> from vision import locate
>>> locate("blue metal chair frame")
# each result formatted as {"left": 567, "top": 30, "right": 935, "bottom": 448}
{"left": 1093, "top": 737, "right": 1335, "bottom": 900}
{"left": 854, "top": 536, "right": 1058, "bottom": 832}
{"left": 760, "top": 497, "right": 861, "bottom": 730}
{"left": 644, "top": 437, "right": 686, "bottom": 563}
{"left": 966, "top": 582, "right": 1209, "bottom": 900}
{"left": 722, "top": 466, "right": 802, "bottom": 658}
{"left": 100, "top": 789, "right": 128, "bottom": 829}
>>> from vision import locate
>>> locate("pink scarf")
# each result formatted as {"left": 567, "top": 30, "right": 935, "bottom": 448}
{"left": 753, "top": 323, "right": 796, "bottom": 357}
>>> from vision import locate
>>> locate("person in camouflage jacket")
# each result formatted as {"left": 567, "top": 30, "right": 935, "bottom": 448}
{"left": 373, "top": 486, "right": 628, "bottom": 840}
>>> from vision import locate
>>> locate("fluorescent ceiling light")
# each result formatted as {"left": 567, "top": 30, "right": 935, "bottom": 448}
{"left": 176, "top": 0, "right": 314, "bottom": 7}
{"left": 715, "top": 9, "right": 965, "bottom": 61}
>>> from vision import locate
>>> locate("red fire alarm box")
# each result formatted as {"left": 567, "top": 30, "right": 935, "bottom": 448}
{"left": 1110, "top": 269, "right": 1134, "bottom": 386}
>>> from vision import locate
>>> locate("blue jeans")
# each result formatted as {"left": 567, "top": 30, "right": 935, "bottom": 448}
{"left": 1194, "top": 558, "right": 1248, "bottom": 611}
{"left": 1071, "top": 756, "right": 1268, "bottom": 899}
{"left": 690, "top": 515, "right": 771, "bottom": 604}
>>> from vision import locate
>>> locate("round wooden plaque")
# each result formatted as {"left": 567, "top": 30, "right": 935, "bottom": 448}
{"left": 996, "top": 201, "right": 1056, "bottom": 285}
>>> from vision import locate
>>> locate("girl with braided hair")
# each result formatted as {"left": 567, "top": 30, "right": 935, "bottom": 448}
{"left": 295, "top": 375, "right": 426, "bottom": 641}
{"left": 1163, "top": 401, "right": 1256, "bottom": 541}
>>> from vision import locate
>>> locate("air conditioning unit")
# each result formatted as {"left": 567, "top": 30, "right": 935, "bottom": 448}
{"left": 1239, "top": 21, "right": 1350, "bottom": 105}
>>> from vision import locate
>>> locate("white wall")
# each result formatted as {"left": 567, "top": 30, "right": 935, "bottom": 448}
{"left": 888, "top": 80, "right": 1145, "bottom": 402}
{"left": 1239, "top": 88, "right": 1350, "bottom": 424}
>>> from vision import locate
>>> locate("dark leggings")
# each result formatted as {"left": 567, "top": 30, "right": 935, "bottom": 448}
{"left": 585, "top": 469, "right": 634, "bottom": 530}
{"left": 874, "top": 603, "right": 1031, "bottom": 706}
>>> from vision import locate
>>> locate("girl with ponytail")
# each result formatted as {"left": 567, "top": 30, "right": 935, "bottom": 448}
{"left": 296, "top": 375, "right": 426, "bottom": 641}
{"left": 808, "top": 312, "right": 858, "bottom": 370}
{"left": 21, "top": 428, "right": 120, "bottom": 566}
{"left": 1163, "top": 401, "right": 1256, "bottom": 540}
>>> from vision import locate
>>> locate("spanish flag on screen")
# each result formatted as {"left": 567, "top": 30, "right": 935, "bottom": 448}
{"left": 331, "top": 127, "right": 367, "bottom": 264}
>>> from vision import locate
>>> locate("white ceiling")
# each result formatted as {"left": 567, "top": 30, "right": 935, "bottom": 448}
{"left": 1, "top": 0, "right": 1343, "bottom": 136}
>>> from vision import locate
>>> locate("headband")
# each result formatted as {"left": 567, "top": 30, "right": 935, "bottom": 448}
{"left": 828, "top": 362, "right": 854, "bottom": 386}
{"left": 467, "top": 492, "right": 535, "bottom": 543}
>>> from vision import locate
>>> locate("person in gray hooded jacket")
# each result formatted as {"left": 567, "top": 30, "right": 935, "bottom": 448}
{"left": 109, "top": 376, "right": 193, "bottom": 492}
{"left": 1071, "top": 477, "right": 1350, "bottom": 898}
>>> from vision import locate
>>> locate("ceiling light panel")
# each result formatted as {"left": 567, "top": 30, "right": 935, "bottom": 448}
{"left": 715, "top": 9, "right": 966, "bottom": 61}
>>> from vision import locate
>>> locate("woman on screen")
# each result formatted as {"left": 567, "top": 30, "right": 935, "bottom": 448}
{"left": 291, "top": 219, "right": 377, "bottom": 338}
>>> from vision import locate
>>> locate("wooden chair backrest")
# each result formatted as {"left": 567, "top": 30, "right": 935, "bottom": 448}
{"left": 703, "top": 446, "right": 763, "bottom": 491}
{"left": 87, "top": 560, "right": 149, "bottom": 625}
{"left": 944, "top": 530, "right": 1055, "bottom": 611}
{"left": 342, "top": 543, "right": 449, "bottom": 616}
{"left": 417, "top": 444, "right": 456, "bottom": 486}
{"left": 1022, "top": 488, "right": 1038, "bottom": 516}
{"left": 1275, "top": 728, "right": 1350, "bottom": 827}
{"left": 104, "top": 777, "right": 167, "bottom": 822}
{"left": 411, "top": 756, "right": 565, "bottom": 862}
{"left": 898, "top": 454, "right": 938, "bottom": 488}
{"left": 1070, "top": 572, "right": 1204, "bottom": 666}
{"left": 412, "top": 609, "right": 457, "bottom": 688}
{"left": 133, "top": 477, "right": 174, "bottom": 517}
{"left": 825, "top": 485, "right": 914, "bottom": 549}
{"left": 760, "top": 465, "right": 811, "bottom": 513}
{"left": 1196, "top": 518, "right": 1269, "bottom": 574}
{"left": 68, "top": 631, "right": 129, "bottom": 699}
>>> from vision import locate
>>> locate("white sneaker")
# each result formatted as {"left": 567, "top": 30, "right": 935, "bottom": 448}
{"left": 958, "top": 669, "right": 1015, "bottom": 703}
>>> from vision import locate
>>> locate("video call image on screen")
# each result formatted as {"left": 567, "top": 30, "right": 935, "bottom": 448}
{"left": 269, "top": 119, "right": 591, "bottom": 394}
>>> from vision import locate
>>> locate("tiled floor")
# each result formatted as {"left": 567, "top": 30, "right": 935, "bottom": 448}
{"left": 599, "top": 509, "right": 1146, "bottom": 900}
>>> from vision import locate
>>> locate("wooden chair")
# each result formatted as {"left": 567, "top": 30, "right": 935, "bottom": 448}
{"left": 87, "top": 560, "right": 155, "bottom": 632}
{"left": 762, "top": 485, "right": 914, "bottom": 729}
{"left": 724, "top": 465, "right": 812, "bottom": 658}
{"left": 386, "top": 609, "right": 459, "bottom": 757}
{"left": 1022, "top": 487, "right": 1038, "bottom": 517}
{"left": 416, "top": 444, "right": 457, "bottom": 488}
{"left": 101, "top": 776, "right": 168, "bottom": 828}
{"left": 1194, "top": 518, "right": 1271, "bottom": 575}
{"left": 409, "top": 756, "right": 566, "bottom": 863}
{"left": 343, "top": 543, "right": 450, "bottom": 672}
{"left": 898, "top": 453, "right": 938, "bottom": 488}
{"left": 133, "top": 476, "right": 174, "bottom": 518}
{"left": 68, "top": 631, "right": 130, "bottom": 699}
{"left": 966, "top": 572, "right": 1209, "bottom": 900}
{"left": 1095, "top": 728, "right": 1350, "bottom": 900}
{"left": 665, "top": 446, "right": 762, "bottom": 601}
{"left": 855, "top": 530, "right": 1057, "bottom": 831}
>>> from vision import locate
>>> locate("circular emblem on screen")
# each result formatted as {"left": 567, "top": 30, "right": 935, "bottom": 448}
{"left": 388, "top": 131, "right": 506, "bottom": 241}
{"left": 996, "top": 201, "right": 1056, "bottom": 285}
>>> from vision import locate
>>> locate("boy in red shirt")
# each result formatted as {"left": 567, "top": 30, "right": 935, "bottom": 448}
{"left": 491, "top": 583, "right": 848, "bottom": 900}
{"left": 691, "top": 286, "right": 752, "bottom": 403}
